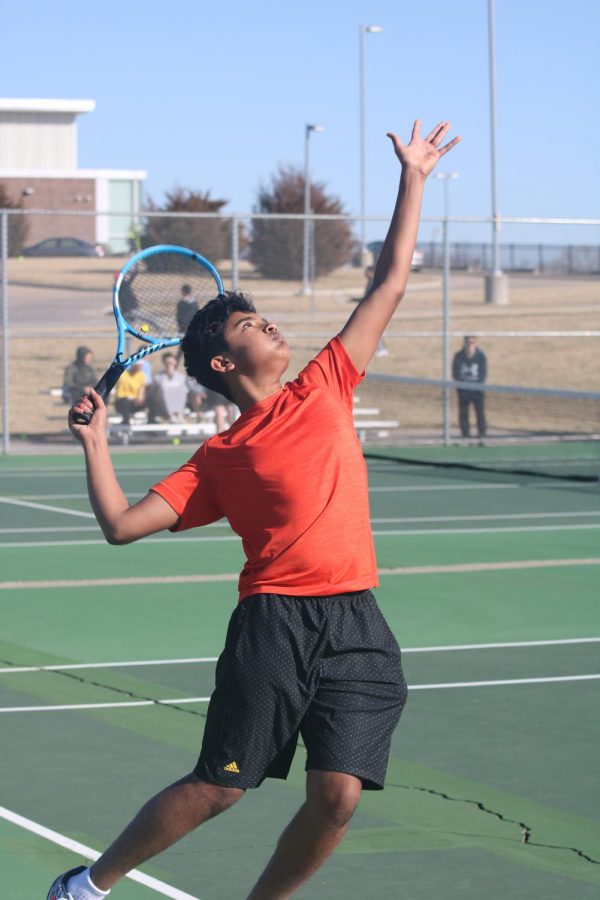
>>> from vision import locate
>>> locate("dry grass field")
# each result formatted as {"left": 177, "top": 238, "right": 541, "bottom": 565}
{"left": 4, "top": 256, "right": 599, "bottom": 438}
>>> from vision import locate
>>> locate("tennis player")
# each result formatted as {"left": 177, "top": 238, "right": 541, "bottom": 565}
{"left": 48, "top": 120, "right": 459, "bottom": 900}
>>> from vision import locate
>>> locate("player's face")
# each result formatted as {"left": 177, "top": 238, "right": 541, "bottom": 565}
{"left": 220, "top": 311, "right": 289, "bottom": 377}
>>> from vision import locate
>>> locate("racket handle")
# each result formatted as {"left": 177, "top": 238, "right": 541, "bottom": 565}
{"left": 72, "top": 363, "right": 125, "bottom": 425}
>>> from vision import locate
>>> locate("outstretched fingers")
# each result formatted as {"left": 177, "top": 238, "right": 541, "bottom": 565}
{"left": 386, "top": 131, "right": 405, "bottom": 154}
{"left": 438, "top": 135, "right": 462, "bottom": 157}
{"left": 425, "top": 121, "right": 451, "bottom": 146}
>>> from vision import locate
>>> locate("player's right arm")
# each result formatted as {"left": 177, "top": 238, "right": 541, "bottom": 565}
{"left": 69, "top": 388, "right": 178, "bottom": 543}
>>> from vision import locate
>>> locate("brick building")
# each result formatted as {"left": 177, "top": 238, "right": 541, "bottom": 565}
{"left": 0, "top": 98, "right": 146, "bottom": 253}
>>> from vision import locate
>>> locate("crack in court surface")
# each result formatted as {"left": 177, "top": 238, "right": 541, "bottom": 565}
{"left": 390, "top": 783, "right": 599, "bottom": 865}
{"left": 3, "top": 659, "right": 598, "bottom": 868}
{"left": 0, "top": 658, "right": 208, "bottom": 719}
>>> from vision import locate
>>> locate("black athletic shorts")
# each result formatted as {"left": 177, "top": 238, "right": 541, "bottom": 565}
{"left": 194, "top": 589, "right": 407, "bottom": 791}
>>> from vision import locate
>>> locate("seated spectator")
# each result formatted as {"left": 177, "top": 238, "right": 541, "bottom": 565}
{"left": 114, "top": 362, "right": 147, "bottom": 424}
{"left": 62, "top": 346, "right": 97, "bottom": 405}
{"left": 183, "top": 378, "right": 237, "bottom": 433}
{"left": 148, "top": 352, "right": 188, "bottom": 423}
{"left": 185, "top": 376, "right": 206, "bottom": 417}
{"left": 201, "top": 387, "right": 238, "bottom": 434}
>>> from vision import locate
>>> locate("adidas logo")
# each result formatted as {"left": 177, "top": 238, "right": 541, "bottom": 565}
{"left": 223, "top": 760, "right": 240, "bottom": 773}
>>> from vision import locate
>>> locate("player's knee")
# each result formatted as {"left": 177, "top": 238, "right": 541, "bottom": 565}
{"left": 180, "top": 773, "right": 244, "bottom": 821}
{"left": 308, "top": 772, "right": 362, "bottom": 828}
{"left": 204, "top": 783, "right": 244, "bottom": 818}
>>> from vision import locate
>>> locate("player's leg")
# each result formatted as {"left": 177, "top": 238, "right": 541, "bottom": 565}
{"left": 256, "top": 588, "right": 407, "bottom": 900}
{"left": 89, "top": 774, "right": 243, "bottom": 891}
{"left": 246, "top": 770, "right": 361, "bottom": 900}
{"left": 474, "top": 392, "right": 486, "bottom": 439}
{"left": 457, "top": 390, "right": 470, "bottom": 437}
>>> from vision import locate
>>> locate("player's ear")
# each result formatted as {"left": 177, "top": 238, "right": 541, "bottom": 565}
{"left": 211, "top": 354, "right": 235, "bottom": 374}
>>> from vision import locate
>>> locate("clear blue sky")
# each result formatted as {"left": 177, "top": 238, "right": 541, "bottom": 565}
{"left": 2, "top": 0, "right": 599, "bottom": 244}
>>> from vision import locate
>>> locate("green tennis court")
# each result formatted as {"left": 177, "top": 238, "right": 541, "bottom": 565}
{"left": 1, "top": 450, "right": 599, "bottom": 899}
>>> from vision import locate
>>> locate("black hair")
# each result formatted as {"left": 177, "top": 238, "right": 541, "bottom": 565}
{"left": 181, "top": 291, "right": 256, "bottom": 402}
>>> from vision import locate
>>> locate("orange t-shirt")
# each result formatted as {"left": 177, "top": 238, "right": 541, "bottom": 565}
{"left": 151, "top": 336, "right": 378, "bottom": 600}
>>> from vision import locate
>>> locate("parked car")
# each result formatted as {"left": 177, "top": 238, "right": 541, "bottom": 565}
{"left": 22, "top": 237, "right": 105, "bottom": 257}
{"left": 410, "top": 247, "right": 425, "bottom": 271}
{"left": 367, "top": 240, "right": 424, "bottom": 272}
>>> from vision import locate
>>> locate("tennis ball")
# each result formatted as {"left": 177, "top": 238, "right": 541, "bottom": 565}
{"left": 172, "top": 437, "right": 181, "bottom": 445}
{"left": 141, "top": 323, "right": 149, "bottom": 333}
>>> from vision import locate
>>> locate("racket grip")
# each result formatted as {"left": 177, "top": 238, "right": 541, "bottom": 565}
{"left": 71, "top": 363, "right": 124, "bottom": 425}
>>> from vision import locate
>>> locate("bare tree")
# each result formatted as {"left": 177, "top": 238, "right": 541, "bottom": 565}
{"left": 250, "top": 166, "right": 354, "bottom": 280}
{"left": 143, "top": 188, "right": 231, "bottom": 262}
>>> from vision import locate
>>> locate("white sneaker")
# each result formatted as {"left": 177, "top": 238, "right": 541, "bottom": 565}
{"left": 47, "top": 865, "right": 86, "bottom": 899}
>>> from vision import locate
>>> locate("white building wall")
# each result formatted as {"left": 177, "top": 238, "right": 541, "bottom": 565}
{"left": 0, "top": 113, "right": 77, "bottom": 169}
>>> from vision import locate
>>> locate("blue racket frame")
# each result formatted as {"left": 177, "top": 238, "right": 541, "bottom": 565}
{"left": 71, "top": 244, "right": 224, "bottom": 424}
{"left": 112, "top": 244, "right": 225, "bottom": 367}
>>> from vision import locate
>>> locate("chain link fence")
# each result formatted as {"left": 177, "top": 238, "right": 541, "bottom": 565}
{"left": 1, "top": 209, "right": 599, "bottom": 452}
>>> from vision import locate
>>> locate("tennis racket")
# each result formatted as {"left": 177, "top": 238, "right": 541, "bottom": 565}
{"left": 73, "top": 244, "right": 224, "bottom": 424}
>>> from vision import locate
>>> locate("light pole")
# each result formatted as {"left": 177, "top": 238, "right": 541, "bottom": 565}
{"left": 435, "top": 172, "right": 459, "bottom": 445}
{"left": 359, "top": 24, "right": 383, "bottom": 267}
{"left": 485, "top": 0, "right": 508, "bottom": 304}
{"left": 302, "top": 123, "right": 325, "bottom": 298}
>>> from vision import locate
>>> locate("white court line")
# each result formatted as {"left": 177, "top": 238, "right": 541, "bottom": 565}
{"left": 368, "top": 483, "right": 522, "bottom": 492}
{"left": 0, "top": 696, "right": 210, "bottom": 713}
{"left": 1, "top": 557, "right": 599, "bottom": 591}
{"left": 373, "top": 524, "right": 600, "bottom": 537}
{"left": 0, "top": 526, "right": 101, "bottom": 534}
{"left": 0, "top": 805, "right": 200, "bottom": 899}
{"left": 0, "top": 496, "right": 95, "bottom": 519}
{"left": 1, "top": 638, "right": 598, "bottom": 675}
{"left": 372, "top": 511, "right": 600, "bottom": 523}
{"left": 404, "top": 637, "right": 600, "bottom": 653}
{"left": 0, "top": 657, "right": 219, "bottom": 673}
{"left": 2, "top": 515, "right": 597, "bottom": 539}
{"left": 0, "top": 467, "right": 176, "bottom": 477}
{"left": 2, "top": 522, "right": 600, "bottom": 550}
{"left": 409, "top": 674, "right": 600, "bottom": 690}
{"left": 1, "top": 677, "right": 599, "bottom": 713}
{"left": 4, "top": 513, "right": 598, "bottom": 536}
{"left": 0, "top": 536, "right": 240, "bottom": 548}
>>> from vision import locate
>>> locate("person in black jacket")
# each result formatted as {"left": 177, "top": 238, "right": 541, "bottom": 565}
{"left": 452, "top": 335, "right": 487, "bottom": 440}
{"left": 176, "top": 283, "right": 199, "bottom": 335}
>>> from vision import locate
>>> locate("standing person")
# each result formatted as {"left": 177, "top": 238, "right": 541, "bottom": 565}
{"left": 452, "top": 335, "right": 487, "bottom": 441}
{"left": 48, "top": 119, "right": 459, "bottom": 900}
{"left": 176, "top": 283, "right": 199, "bottom": 336}
{"left": 116, "top": 271, "right": 139, "bottom": 322}
{"left": 61, "top": 347, "right": 97, "bottom": 406}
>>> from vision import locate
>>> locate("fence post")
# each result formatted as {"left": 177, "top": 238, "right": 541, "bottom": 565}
{"left": 1, "top": 211, "right": 9, "bottom": 454}
{"left": 231, "top": 215, "right": 239, "bottom": 291}
{"left": 442, "top": 215, "right": 451, "bottom": 446}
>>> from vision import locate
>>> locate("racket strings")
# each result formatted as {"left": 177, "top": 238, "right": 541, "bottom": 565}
{"left": 119, "top": 253, "right": 222, "bottom": 340}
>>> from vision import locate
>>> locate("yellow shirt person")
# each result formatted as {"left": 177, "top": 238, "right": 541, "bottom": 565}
{"left": 114, "top": 363, "right": 146, "bottom": 424}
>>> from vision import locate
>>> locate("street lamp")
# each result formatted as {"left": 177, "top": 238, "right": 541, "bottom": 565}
{"left": 302, "top": 123, "right": 325, "bottom": 298}
{"left": 485, "top": 0, "right": 508, "bottom": 304}
{"left": 435, "top": 172, "right": 459, "bottom": 445}
{"left": 359, "top": 24, "right": 383, "bottom": 267}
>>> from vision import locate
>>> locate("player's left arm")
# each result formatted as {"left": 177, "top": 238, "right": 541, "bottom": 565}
{"left": 339, "top": 121, "right": 460, "bottom": 373}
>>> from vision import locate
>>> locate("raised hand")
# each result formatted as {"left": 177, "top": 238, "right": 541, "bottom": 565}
{"left": 387, "top": 120, "right": 460, "bottom": 178}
